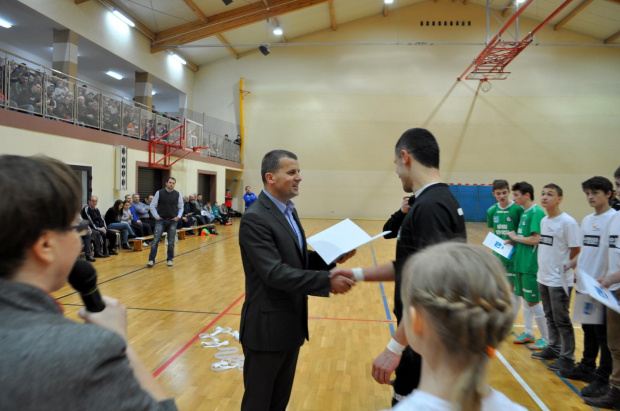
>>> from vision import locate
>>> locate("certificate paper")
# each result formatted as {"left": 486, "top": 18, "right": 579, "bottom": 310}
{"left": 307, "top": 218, "right": 390, "bottom": 264}
{"left": 482, "top": 232, "right": 515, "bottom": 259}
{"left": 580, "top": 274, "right": 620, "bottom": 314}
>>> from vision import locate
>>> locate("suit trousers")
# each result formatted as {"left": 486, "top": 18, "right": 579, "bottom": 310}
{"left": 241, "top": 345, "right": 300, "bottom": 411}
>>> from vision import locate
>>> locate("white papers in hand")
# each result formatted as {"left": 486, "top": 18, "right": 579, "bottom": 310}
{"left": 306, "top": 218, "right": 390, "bottom": 264}
{"left": 580, "top": 274, "right": 620, "bottom": 314}
{"left": 482, "top": 232, "right": 514, "bottom": 259}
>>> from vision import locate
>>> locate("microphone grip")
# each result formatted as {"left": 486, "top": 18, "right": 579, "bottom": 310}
{"left": 80, "top": 287, "right": 106, "bottom": 313}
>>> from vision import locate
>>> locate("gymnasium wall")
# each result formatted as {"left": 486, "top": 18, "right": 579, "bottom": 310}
{"left": 0, "top": 123, "right": 236, "bottom": 210}
{"left": 193, "top": 2, "right": 620, "bottom": 222}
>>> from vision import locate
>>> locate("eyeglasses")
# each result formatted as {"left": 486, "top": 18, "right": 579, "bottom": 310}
{"left": 67, "top": 220, "right": 90, "bottom": 236}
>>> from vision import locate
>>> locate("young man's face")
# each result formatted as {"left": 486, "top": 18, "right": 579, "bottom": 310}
{"left": 512, "top": 190, "right": 526, "bottom": 206}
{"left": 394, "top": 151, "right": 414, "bottom": 193}
{"left": 541, "top": 187, "right": 561, "bottom": 209}
{"left": 616, "top": 176, "right": 620, "bottom": 199}
{"left": 166, "top": 179, "right": 176, "bottom": 190}
{"left": 584, "top": 189, "right": 610, "bottom": 211}
{"left": 493, "top": 188, "right": 510, "bottom": 206}
{"left": 245, "top": 187, "right": 251, "bottom": 194}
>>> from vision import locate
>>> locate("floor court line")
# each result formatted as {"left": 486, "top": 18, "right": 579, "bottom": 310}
{"left": 496, "top": 350, "right": 550, "bottom": 411}
{"left": 153, "top": 292, "right": 246, "bottom": 378}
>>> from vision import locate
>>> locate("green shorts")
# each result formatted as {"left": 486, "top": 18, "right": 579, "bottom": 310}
{"left": 506, "top": 272, "right": 516, "bottom": 285}
{"left": 514, "top": 272, "right": 540, "bottom": 303}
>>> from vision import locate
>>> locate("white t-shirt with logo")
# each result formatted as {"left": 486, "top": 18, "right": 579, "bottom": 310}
{"left": 537, "top": 212, "right": 581, "bottom": 287}
{"left": 390, "top": 388, "right": 526, "bottom": 411}
{"left": 607, "top": 211, "right": 620, "bottom": 291}
{"left": 576, "top": 209, "right": 617, "bottom": 293}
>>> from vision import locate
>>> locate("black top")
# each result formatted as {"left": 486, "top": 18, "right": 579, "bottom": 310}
{"left": 156, "top": 189, "right": 180, "bottom": 219}
{"left": 393, "top": 183, "right": 467, "bottom": 322}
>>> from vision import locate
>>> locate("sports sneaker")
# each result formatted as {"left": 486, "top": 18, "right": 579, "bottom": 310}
{"left": 531, "top": 347, "right": 558, "bottom": 360}
{"left": 167, "top": 260, "right": 173, "bottom": 267}
{"left": 584, "top": 385, "right": 620, "bottom": 408}
{"left": 142, "top": 242, "right": 149, "bottom": 247}
{"left": 530, "top": 338, "right": 547, "bottom": 350}
{"left": 546, "top": 357, "right": 574, "bottom": 372}
{"left": 513, "top": 332, "right": 535, "bottom": 344}
{"left": 562, "top": 361, "right": 596, "bottom": 382}
{"left": 581, "top": 376, "right": 610, "bottom": 398}
{"left": 147, "top": 260, "right": 154, "bottom": 268}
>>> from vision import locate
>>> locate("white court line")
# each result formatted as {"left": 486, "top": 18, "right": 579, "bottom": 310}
{"left": 496, "top": 350, "right": 550, "bottom": 411}
{"left": 512, "top": 324, "right": 583, "bottom": 330}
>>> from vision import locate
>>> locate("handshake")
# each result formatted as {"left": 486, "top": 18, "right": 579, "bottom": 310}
{"left": 327, "top": 249, "right": 358, "bottom": 295}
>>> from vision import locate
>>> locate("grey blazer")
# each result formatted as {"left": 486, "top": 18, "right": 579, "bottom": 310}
{"left": 0, "top": 278, "right": 176, "bottom": 411}
{"left": 238, "top": 191, "right": 333, "bottom": 352}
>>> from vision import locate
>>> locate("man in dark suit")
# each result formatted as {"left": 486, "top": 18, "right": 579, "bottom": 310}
{"left": 239, "top": 150, "right": 356, "bottom": 411}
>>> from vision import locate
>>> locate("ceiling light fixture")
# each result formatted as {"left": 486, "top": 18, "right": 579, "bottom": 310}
{"left": 112, "top": 10, "right": 135, "bottom": 27}
{"left": 152, "top": 90, "right": 156, "bottom": 96}
{"left": 0, "top": 18, "right": 13, "bottom": 29}
{"left": 171, "top": 53, "right": 187, "bottom": 65}
{"left": 259, "top": 45, "right": 270, "bottom": 56}
{"left": 515, "top": 0, "right": 526, "bottom": 3}
{"left": 384, "top": 0, "right": 394, "bottom": 4}
{"left": 106, "top": 70, "right": 123, "bottom": 80}
{"left": 222, "top": 0, "right": 233, "bottom": 5}
{"left": 273, "top": 27, "right": 283, "bottom": 36}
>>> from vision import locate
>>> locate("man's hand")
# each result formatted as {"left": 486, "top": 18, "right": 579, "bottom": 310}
{"left": 98, "top": 227, "right": 106, "bottom": 234}
{"left": 334, "top": 249, "right": 357, "bottom": 264}
{"left": 78, "top": 296, "right": 128, "bottom": 341}
{"left": 176, "top": 217, "right": 182, "bottom": 222}
{"left": 506, "top": 230, "right": 517, "bottom": 241}
{"left": 330, "top": 274, "right": 355, "bottom": 294}
{"left": 329, "top": 267, "right": 355, "bottom": 280}
{"left": 401, "top": 196, "right": 412, "bottom": 213}
{"left": 136, "top": 220, "right": 142, "bottom": 224}
{"left": 372, "top": 348, "right": 402, "bottom": 384}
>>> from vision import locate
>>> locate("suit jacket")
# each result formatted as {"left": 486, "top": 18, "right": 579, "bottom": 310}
{"left": 0, "top": 278, "right": 176, "bottom": 411}
{"left": 239, "top": 191, "right": 333, "bottom": 352}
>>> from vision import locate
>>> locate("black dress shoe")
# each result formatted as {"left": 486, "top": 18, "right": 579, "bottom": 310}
{"left": 94, "top": 253, "right": 109, "bottom": 258}
{"left": 121, "top": 243, "right": 132, "bottom": 250}
{"left": 108, "top": 249, "right": 119, "bottom": 255}
{"left": 86, "top": 256, "right": 96, "bottom": 262}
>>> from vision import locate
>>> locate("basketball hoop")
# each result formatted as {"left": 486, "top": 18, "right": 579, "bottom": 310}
{"left": 480, "top": 79, "right": 492, "bottom": 93}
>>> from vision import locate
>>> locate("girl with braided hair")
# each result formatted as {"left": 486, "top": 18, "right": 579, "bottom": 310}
{"left": 393, "top": 242, "right": 526, "bottom": 410}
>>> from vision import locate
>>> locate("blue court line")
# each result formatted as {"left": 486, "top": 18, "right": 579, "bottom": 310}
{"left": 379, "top": 281, "right": 395, "bottom": 336}
{"left": 511, "top": 331, "right": 600, "bottom": 410}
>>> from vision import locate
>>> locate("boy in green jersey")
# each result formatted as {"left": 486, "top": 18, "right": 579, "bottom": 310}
{"left": 507, "top": 182, "right": 549, "bottom": 349}
{"left": 487, "top": 179, "right": 523, "bottom": 322}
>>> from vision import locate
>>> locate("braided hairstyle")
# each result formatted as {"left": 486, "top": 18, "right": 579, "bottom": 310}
{"left": 401, "top": 242, "right": 513, "bottom": 411}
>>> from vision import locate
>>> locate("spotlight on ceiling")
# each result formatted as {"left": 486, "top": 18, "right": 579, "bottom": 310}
{"left": 259, "top": 45, "right": 270, "bottom": 56}
{"left": 384, "top": 0, "right": 394, "bottom": 4}
{"left": 273, "top": 27, "right": 283, "bottom": 36}
{"left": 222, "top": 0, "right": 233, "bottom": 5}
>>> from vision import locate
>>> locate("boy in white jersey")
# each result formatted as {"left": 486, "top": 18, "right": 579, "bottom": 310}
{"left": 530, "top": 184, "right": 580, "bottom": 376}
{"left": 506, "top": 182, "right": 548, "bottom": 349}
{"left": 562, "top": 177, "right": 616, "bottom": 398}
{"left": 587, "top": 168, "right": 620, "bottom": 409}
{"left": 487, "top": 179, "right": 523, "bottom": 322}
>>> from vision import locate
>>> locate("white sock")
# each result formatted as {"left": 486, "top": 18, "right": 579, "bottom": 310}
{"left": 523, "top": 304, "right": 534, "bottom": 336}
{"left": 511, "top": 295, "right": 522, "bottom": 324}
{"left": 531, "top": 303, "right": 548, "bottom": 341}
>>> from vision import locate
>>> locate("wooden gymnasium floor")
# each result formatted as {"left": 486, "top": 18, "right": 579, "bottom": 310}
{"left": 54, "top": 220, "right": 599, "bottom": 411}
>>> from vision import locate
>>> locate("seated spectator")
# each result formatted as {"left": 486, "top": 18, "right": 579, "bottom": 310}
{"left": 185, "top": 194, "right": 206, "bottom": 226}
{"left": 122, "top": 200, "right": 152, "bottom": 239}
{"left": 77, "top": 214, "right": 96, "bottom": 262}
{"left": 8, "top": 71, "right": 29, "bottom": 106}
{"left": 81, "top": 196, "right": 118, "bottom": 256}
{"left": 15, "top": 82, "right": 42, "bottom": 114}
{"left": 132, "top": 194, "right": 156, "bottom": 230}
{"left": 201, "top": 200, "right": 215, "bottom": 224}
{"left": 76, "top": 95, "right": 88, "bottom": 124}
{"left": 0, "top": 154, "right": 177, "bottom": 411}
{"left": 219, "top": 203, "right": 232, "bottom": 226}
{"left": 179, "top": 196, "right": 197, "bottom": 231}
{"left": 212, "top": 202, "right": 228, "bottom": 225}
{"left": 103, "top": 200, "right": 135, "bottom": 250}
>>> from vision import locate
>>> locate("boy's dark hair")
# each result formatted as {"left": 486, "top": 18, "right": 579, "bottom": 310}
{"left": 261, "top": 150, "right": 298, "bottom": 184}
{"left": 0, "top": 155, "right": 81, "bottom": 278}
{"left": 543, "top": 183, "right": 563, "bottom": 197}
{"left": 614, "top": 166, "right": 620, "bottom": 179}
{"left": 395, "top": 128, "right": 440, "bottom": 169}
{"left": 582, "top": 176, "right": 613, "bottom": 194}
{"left": 511, "top": 182, "right": 535, "bottom": 201}
{"left": 492, "top": 180, "right": 509, "bottom": 191}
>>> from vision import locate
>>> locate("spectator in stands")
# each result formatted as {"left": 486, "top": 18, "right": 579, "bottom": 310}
{"left": 103, "top": 200, "right": 135, "bottom": 250}
{"left": 121, "top": 200, "right": 152, "bottom": 239}
{"left": 56, "top": 94, "right": 74, "bottom": 120}
{"left": 145, "top": 194, "right": 154, "bottom": 206}
{"left": 186, "top": 195, "right": 207, "bottom": 226}
{"left": 201, "top": 200, "right": 215, "bottom": 224}
{"left": 15, "top": 81, "right": 42, "bottom": 113}
{"left": 219, "top": 202, "right": 232, "bottom": 226}
{"left": 132, "top": 194, "right": 156, "bottom": 230}
{"left": 76, "top": 95, "right": 88, "bottom": 124}
{"left": 211, "top": 202, "right": 228, "bottom": 225}
{"left": 81, "top": 196, "right": 118, "bottom": 256}
{"left": 234, "top": 134, "right": 241, "bottom": 145}
{"left": 77, "top": 214, "right": 96, "bottom": 263}
{"left": 9, "top": 71, "right": 29, "bottom": 103}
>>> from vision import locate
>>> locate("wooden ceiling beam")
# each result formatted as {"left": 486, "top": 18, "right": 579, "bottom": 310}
{"left": 75, "top": 0, "right": 90, "bottom": 4}
{"left": 182, "top": 0, "right": 209, "bottom": 23}
{"left": 328, "top": 0, "right": 337, "bottom": 30}
{"left": 554, "top": 0, "right": 594, "bottom": 31}
{"left": 215, "top": 33, "right": 240, "bottom": 59}
{"left": 604, "top": 0, "right": 620, "bottom": 4}
{"left": 152, "top": 0, "right": 328, "bottom": 52}
{"left": 605, "top": 30, "right": 620, "bottom": 44}
{"left": 102, "top": 0, "right": 156, "bottom": 40}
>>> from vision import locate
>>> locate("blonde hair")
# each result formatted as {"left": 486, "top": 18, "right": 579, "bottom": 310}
{"left": 401, "top": 242, "right": 513, "bottom": 411}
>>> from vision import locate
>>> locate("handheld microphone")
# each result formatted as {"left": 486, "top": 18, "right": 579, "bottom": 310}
{"left": 68, "top": 260, "right": 106, "bottom": 312}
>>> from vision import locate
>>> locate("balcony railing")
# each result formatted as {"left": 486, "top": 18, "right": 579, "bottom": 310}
{"left": 0, "top": 49, "right": 240, "bottom": 163}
